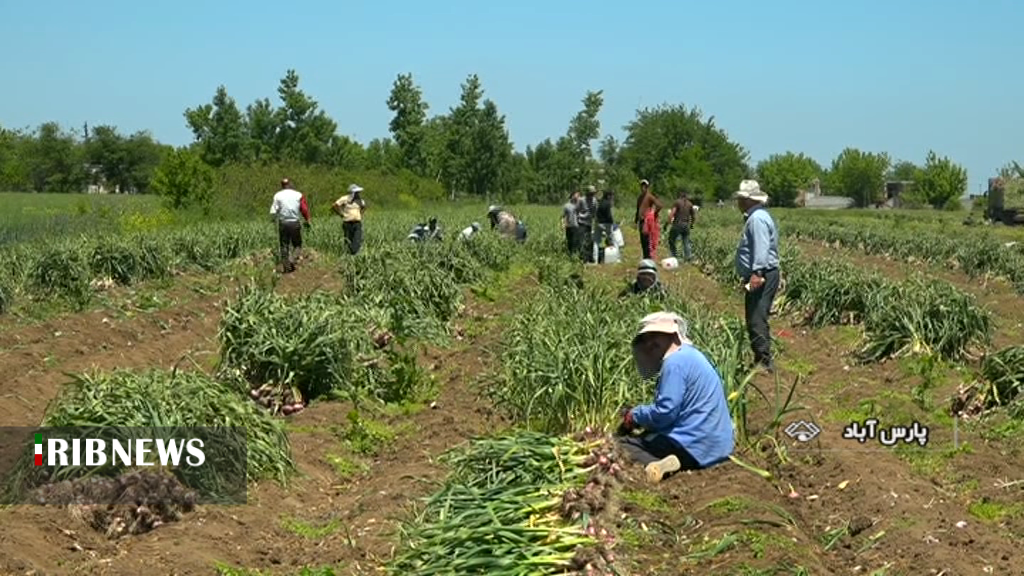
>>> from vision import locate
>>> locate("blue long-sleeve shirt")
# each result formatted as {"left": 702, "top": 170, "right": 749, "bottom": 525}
{"left": 735, "top": 205, "right": 779, "bottom": 280}
{"left": 630, "top": 345, "right": 735, "bottom": 468}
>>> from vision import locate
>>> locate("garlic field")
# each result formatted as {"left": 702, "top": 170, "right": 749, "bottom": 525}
{"left": 0, "top": 202, "right": 1021, "bottom": 575}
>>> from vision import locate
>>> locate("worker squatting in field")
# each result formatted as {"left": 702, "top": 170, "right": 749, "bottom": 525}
{"left": 617, "top": 311, "right": 735, "bottom": 483}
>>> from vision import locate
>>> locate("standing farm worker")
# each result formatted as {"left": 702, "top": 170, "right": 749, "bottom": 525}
{"left": 578, "top": 185, "right": 598, "bottom": 262}
{"left": 668, "top": 188, "right": 697, "bottom": 261}
{"left": 617, "top": 311, "right": 735, "bottom": 483}
{"left": 734, "top": 179, "right": 780, "bottom": 372}
{"left": 594, "top": 189, "right": 615, "bottom": 263}
{"left": 332, "top": 184, "right": 366, "bottom": 255}
{"left": 269, "top": 178, "right": 311, "bottom": 274}
{"left": 634, "top": 179, "right": 664, "bottom": 260}
{"left": 619, "top": 259, "right": 666, "bottom": 298}
{"left": 562, "top": 191, "right": 581, "bottom": 255}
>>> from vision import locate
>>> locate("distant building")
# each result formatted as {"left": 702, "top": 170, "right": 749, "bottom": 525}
{"left": 883, "top": 180, "right": 914, "bottom": 208}
{"left": 796, "top": 178, "right": 855, "bottom": 209}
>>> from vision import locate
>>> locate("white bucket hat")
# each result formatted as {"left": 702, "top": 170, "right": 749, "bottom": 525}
{"left": 735, "top": 180, "right": 768, "bottom": 203}
{"left": 631, "top": 311, "right": 691, "bottom": 379}
{"left": 349, "top": 184, "right": 364, "bottom": 194}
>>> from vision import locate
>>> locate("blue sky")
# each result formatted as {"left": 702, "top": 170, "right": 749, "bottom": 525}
{"left": 2, "top": 0, "right": 1020, "bottom": 194}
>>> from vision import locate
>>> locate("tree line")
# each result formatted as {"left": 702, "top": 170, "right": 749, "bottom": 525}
{"left": 0, "top": 68, "right": 994, "bottom": 211}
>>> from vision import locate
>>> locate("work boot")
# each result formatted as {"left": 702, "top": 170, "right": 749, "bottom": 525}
{"left": 645, "top": 455, "right": 681, "bottom": 484}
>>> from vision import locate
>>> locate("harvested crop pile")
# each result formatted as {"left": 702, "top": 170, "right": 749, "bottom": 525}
{"left": 1, "top": 368, "right": 294, "bottom": 518}
{"left": 386, "top": 429, "right": 622, "bottom": 575}
{"left": 953, "top": 345, "right": 1024, "bottom": 416}
{"left": 32, "top": 469, "right": 196, "bottom": 538}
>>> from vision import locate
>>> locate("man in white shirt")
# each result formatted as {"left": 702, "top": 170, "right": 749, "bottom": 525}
{"left": 269, "top": 178, "right": 311, "bottom": 273}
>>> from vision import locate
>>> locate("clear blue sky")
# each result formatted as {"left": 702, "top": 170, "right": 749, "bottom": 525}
{"left": 2, "top": 0, "right": 1020, "bottom": 194}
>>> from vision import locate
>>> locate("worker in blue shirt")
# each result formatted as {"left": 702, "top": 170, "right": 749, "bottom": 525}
{"left": 734, "top": 180, "right": 780, "bottom": 372}
{"left": 618, "top": 312, "right": 735, "bottom": 483}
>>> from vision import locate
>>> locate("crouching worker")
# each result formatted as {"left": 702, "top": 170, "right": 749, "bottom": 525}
{"left": 619, "top": 259, "right": 666, "bottom": 298}
{"left": 617, "top": 312, "right": 735, "bottom": 483}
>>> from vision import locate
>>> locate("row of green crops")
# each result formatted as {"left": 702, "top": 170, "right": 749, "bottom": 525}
{"left": 387, "top": 430, "right": 623, "bottom": 575}
{"left": 690, "top": 224, "right": 994, "bottom": 363}
{"left": 0, "top": 223, "right": 271, "bottom": 311}
{"left": 0, "top": 203, "right": 560, "bottom": 315}
{"left": 0, "top": 368, "right": 295, "bottom": 505}
{"left": 774, "top": 213, "right": 1024, "bottom": 293}
{"left": 215, "top": 233, "right": 522, "bottom": 411}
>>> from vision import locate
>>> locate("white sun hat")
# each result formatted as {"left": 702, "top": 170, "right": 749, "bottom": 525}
{"left": 735, "top": 180, "right": 768, "bottom": 203}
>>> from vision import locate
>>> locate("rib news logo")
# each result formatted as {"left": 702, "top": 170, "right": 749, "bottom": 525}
{"left": 2, "top": 427, "right": 248, "bottom": 505}
{"left": 33, "top": 431, "right": 206, "bottom": 467}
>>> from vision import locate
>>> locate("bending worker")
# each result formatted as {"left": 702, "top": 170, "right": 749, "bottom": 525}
{"left": 617, "top": 311, "right": 735, "bottom": 483}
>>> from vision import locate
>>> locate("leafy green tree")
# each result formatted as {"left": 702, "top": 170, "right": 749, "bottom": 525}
{"left": 566, "top": 90, "right": 604, "bottom": 180}
{"left": 365, "top": 138, "right": 401, "bottom": 171}
{"left": 619, "top": 105, "right": 749, "bottom": 201}
{"left": 387, "top": 73, "right": 430, "bottom": 176}
{"left": 151, "top": 147, "right": 216, "bottom": 210}
{"left": 0, "top": 124, "right": 31, "bottom": 190}
{"left": 184, "top": 85, "right": 250, "bottom": 167}
{"left": 914, "top": 151, "right": 967, "bottom": 210}
{"left": 755, "top": 152, "right": 823, "bottom": 207}
{"left": 85, "top": 126, "right": 168, "bottom": 193}
{"left": 442, "top": 74, "right": 483, "bottom": 195}
{"left": 245, "top": 98, "right": 278, "bottom": 163}
{"left": 27, "top": 122, "right": 86, "bottom": 193}
{"left": 889, "top": 160, "right": 920, "bottom": 182}
{"left": 273, "top": 70, "right": 343, "bottom": 165}
{"left": 826, "top": 147, "right": 890, "bottom": 207}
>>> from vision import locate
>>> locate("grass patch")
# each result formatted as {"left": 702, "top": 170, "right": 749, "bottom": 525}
{"left": 280, "top": 515, "right": 342, "bottom": 539}
{"left": 742, "top": 529, "right": 795, "bottom": 559}
{"left": 337, "top": 410, "right": 397, "bottom": 456}
{"left": 779, "top": 357, "right": 815, "bottom": 378}
{"left": 325, "top": 453, "right": 369, "bottom": 480}
{"left": 621, "top": 488, "right": 671, "bottom": 513}
{"left": 968, "top": 498, "right": 1024, "bottom": 522}
{"left": 703, "top": 496, "right": 753, "bottom": 515}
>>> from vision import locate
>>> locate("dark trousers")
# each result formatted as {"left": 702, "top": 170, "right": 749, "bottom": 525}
{"left": 744, "top": 268, "right": 780, "bottom": 368}
{"left": 617, "top": 433, "right": 701, "bottom": 470}
{"left": 343, "top": 221, "right": 363, "bottom": 255}
{"left": 277, "top": 220, "right": 302, "bottom": 272}
{"left": 579, "top": 225, "right": 594, "bottom": 262}
{"left": 565, "top": 227, "right": 580, "bottom": 255}
{"left": 668, "top": 225, "right": 692, "bottom": 261}
{"left": 639, "top": 232, "right": 652, "bottom": 260}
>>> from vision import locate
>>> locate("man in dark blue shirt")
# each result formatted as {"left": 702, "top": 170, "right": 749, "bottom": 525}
{"left": 618, "top": 312, "right": 735, "bottom": 483}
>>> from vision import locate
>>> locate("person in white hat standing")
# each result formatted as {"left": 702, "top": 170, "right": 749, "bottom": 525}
{"left": 332, "top": 184, "right": 367, "bottom": 254}
{"left": 734, "top": 179, "right": 780, "bottom": 372}
{"left": 617, "top": 311, "right": 735, "bottom": 483}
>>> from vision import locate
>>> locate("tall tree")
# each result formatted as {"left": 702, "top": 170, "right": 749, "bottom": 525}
{"left": 442, "top": 74, "right": 484, "bottom": 196}
{"left": 468, "top": 99, "right": 513, "bottom": 197}
{"left": 620, "top": 104, "right": 749, "bottom": 201}
{"left": 386, "top": 73, "right": 430, "bottom": 176}
{"left": 755, "top": 152, "right": 823, "bottom": 207}
{"left": 914, "top": 151, "right": 967, "bottom": 210}
{"left": 184, "top": 85, "right": 249, "bottom": 167}
{"left": 566, "top": 90, "right": 604, "bottom": 182}
{"left": 245, "top": 98, "right": 277, "bottom": 163}
{"left": 826, "top": 148, "right": 891, "bottom": 207}
{"left": 273, "top": 69, "right": 341, "bottom": 165}
{"left": 28, "top": 122, "right": 85, "bottom": 193}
